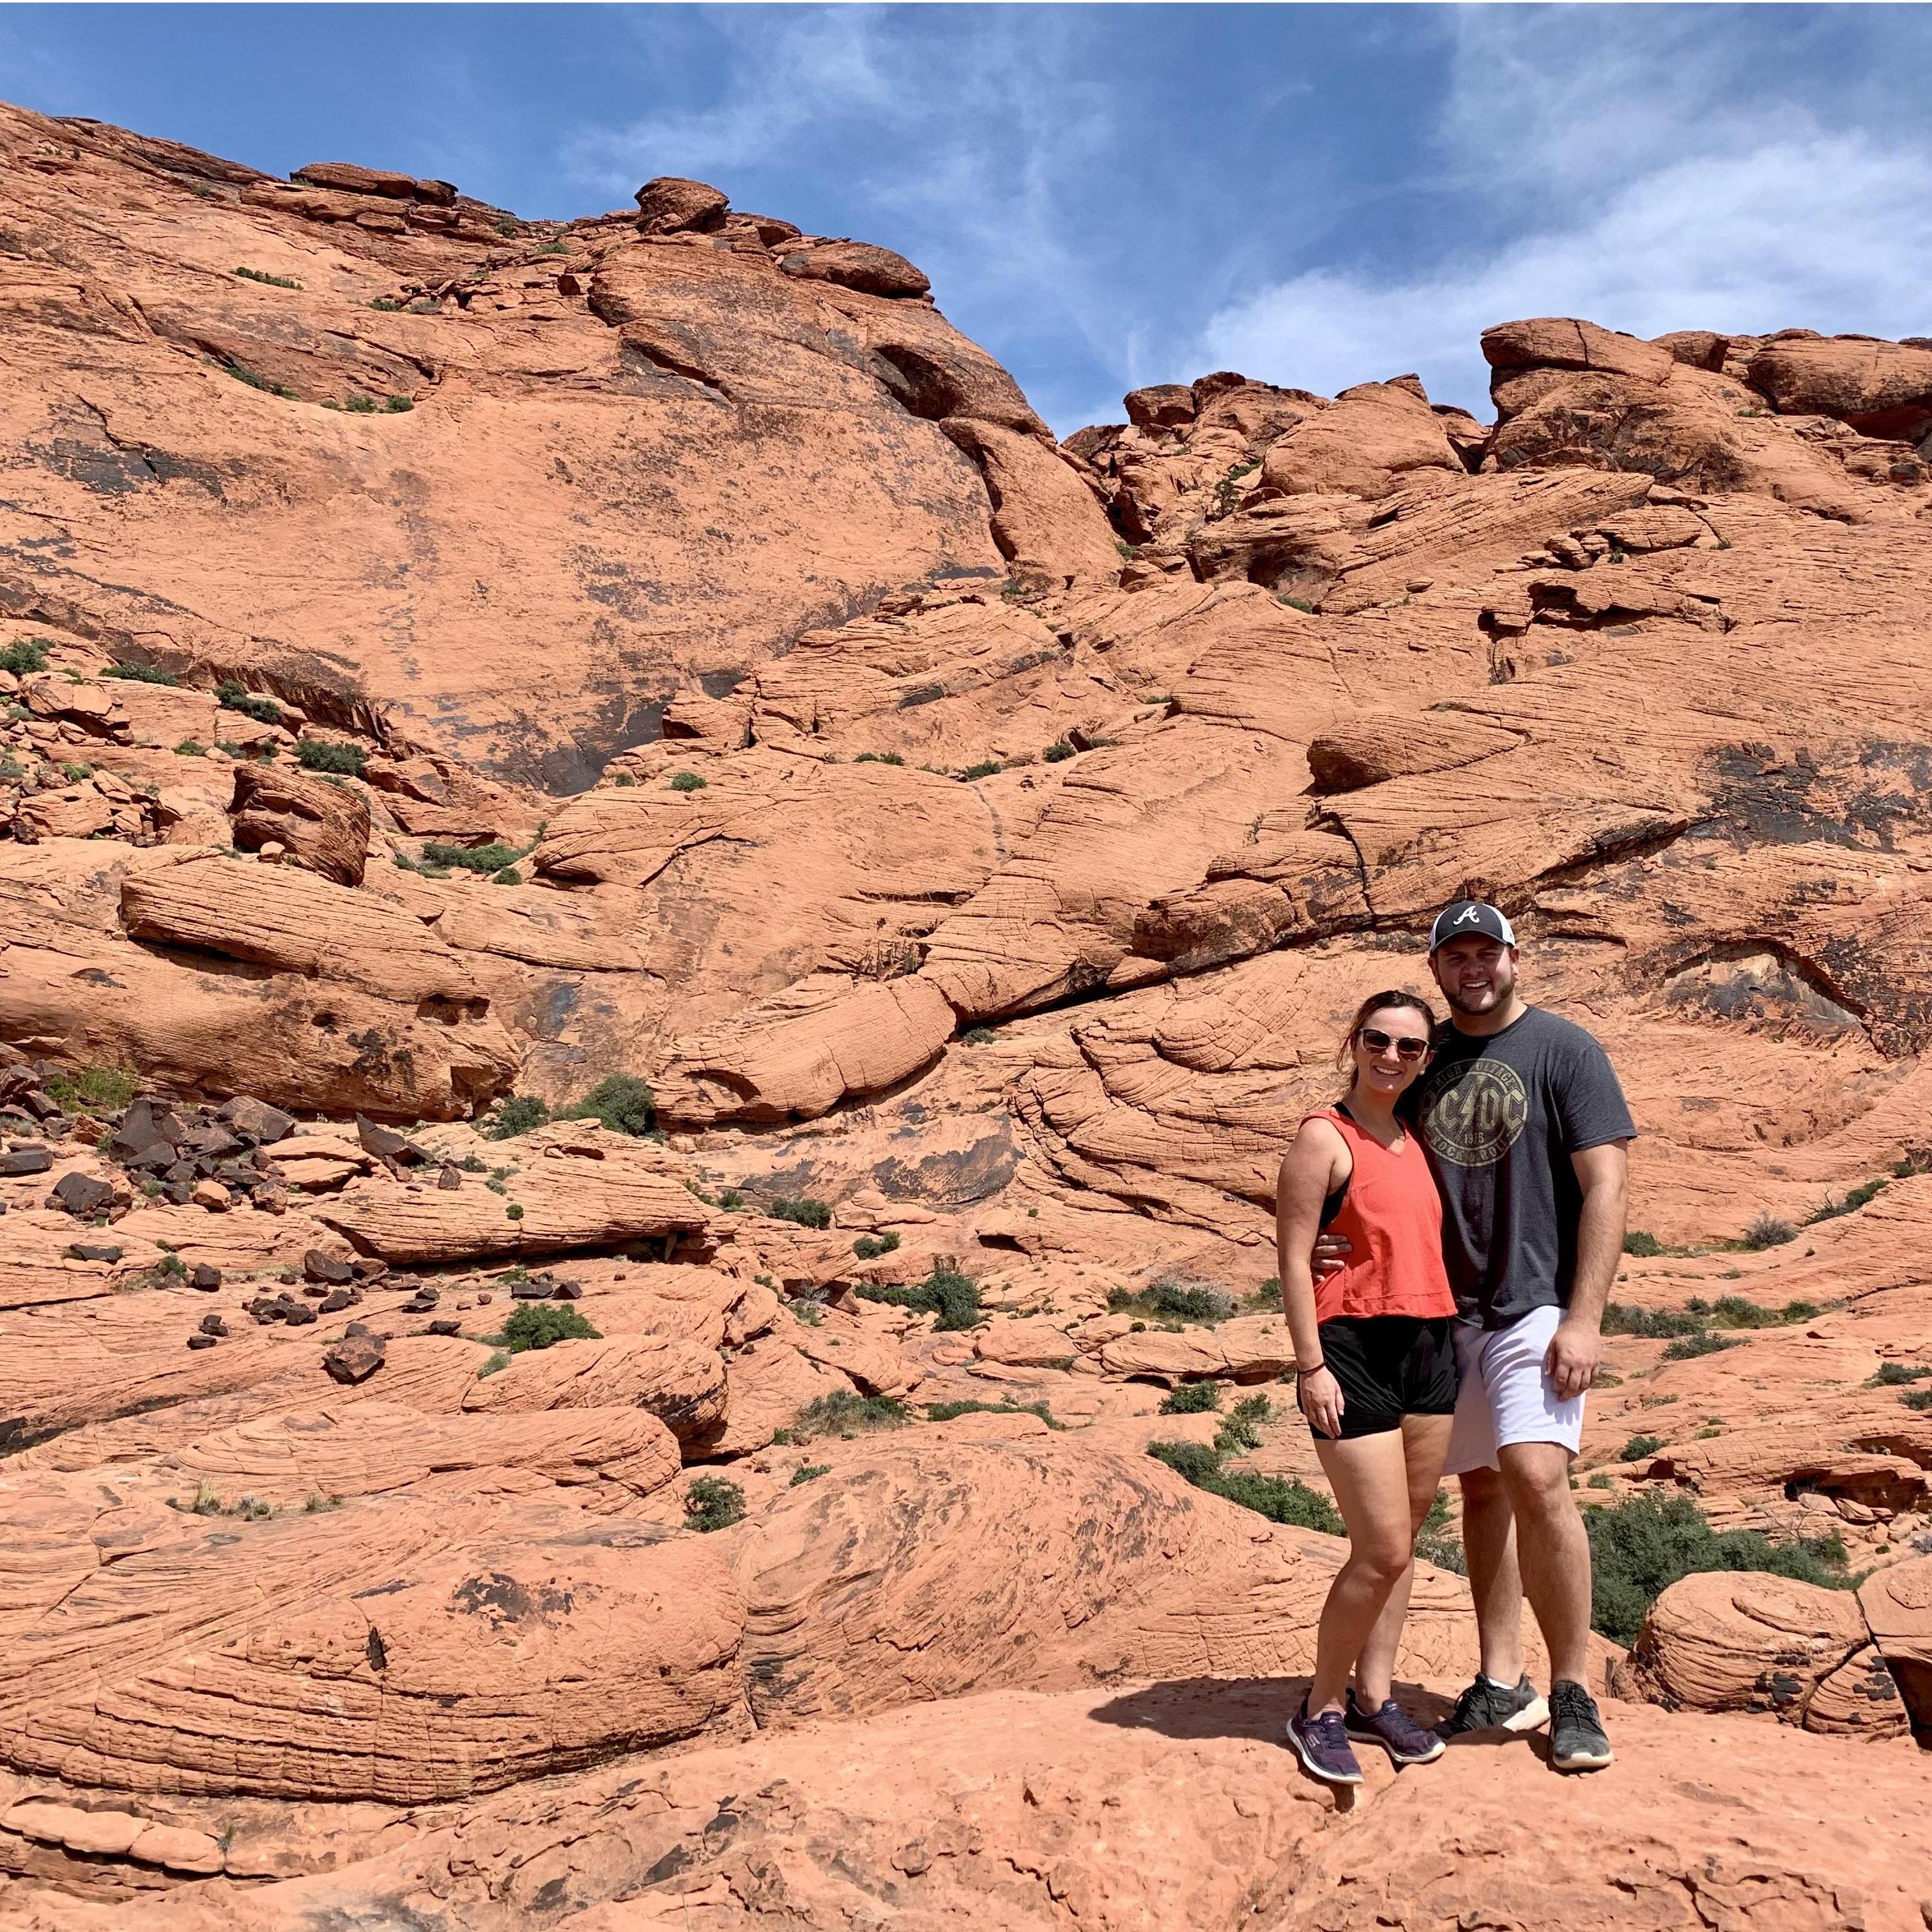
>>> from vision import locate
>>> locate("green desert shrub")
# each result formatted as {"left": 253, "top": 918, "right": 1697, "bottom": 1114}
{"left": 1622, "top": 1230, "right": 1665, "bottom": 1257}
{"left": 421, "top": 840, "right": 526, "bottom": 874}
{"left": 1662, "top": 1331, "right": 1739, "bottom": 1362}
{"left": 44, "top": 1064, "right": 139, "bottom": 1113}
{"left": 1147, "top": 1438, "right": 1344, "bottom": 1534}
{"left": 234, "top": 265, "right": 302, "bottom": 288}
{"left": 0, "top": 639, "right": 50, "bottom": 675}
{"left": 296, "top": 738, "right": 366, "bottom": 776}
{"left": 854, "top": 1262, "right": 981, "bottom": 1331}
{"left": 790, "top": 1463, "right": 831, "bottom": 1485}
{"left": 1618, "top": 1434, "right": 1666, "bottom": 1463}
{"left": 852, "top": 1230, "right": 901, "bottom": 1260}
{"left": 1738, "top": 1211, "right": 1797, "bottom": 1250}
{"left": 1160, "top": 1380, "right": 1222, "bottom": 1415}
{"left": 684, "top": 1475, "right": 745, "bottom": 1532}
{"left": 924, "top": 1397, "right": 1063, "bottom": 1429}
{"left": 1043, "top": 741, "right": 1075, "bottom": 762}
{"left": 769, "top": 1195, "right": 832, "bottom": 1230}
{"left": 1584, "top": 1489, "right": 1853, "bottom": 1645}
{"left": 496, "top": 1304, "right": 601, "bottom": 1353}
{"left": 1414, "top": 1486, "right": 1466, "bottom": 1574}
{"left": 958, "top": 760, "right": 1002, "bottom": 781}
{"left": 486, "top": 1094, "right": 550, "bottom": 1139}
{"left": 216, "top": 680, "right": 285, "bottom": 724}
{"left": 788, "top": 1390, "right": 909, "bottom": 1441}
{"left": 560, "top": 1073, "right": 656, "bottom": 1137}
{"left": 102, "top": 663, "right": 179, "bottom": 684}
{"left": 1870, "top": 1362, "right": 1931, "bottom": 1386}
{"left": 1213, "top": 1393, "right": 1271, "bottom": 1455}
{"left": 669, "top": 770, "right": 707, "bottom": 792}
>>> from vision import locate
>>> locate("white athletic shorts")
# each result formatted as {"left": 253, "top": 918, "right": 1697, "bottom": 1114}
{"left": 1443, "top": 1304, "right": 1585, "bottom": 1476}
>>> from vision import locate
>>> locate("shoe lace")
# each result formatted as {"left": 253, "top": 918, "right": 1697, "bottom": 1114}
{"left": 1551, "top": 1682, "right": 1596, "bottom": 1724}
{"left": 1450, "top": 1680, "right": 1493, "bottom": 1725}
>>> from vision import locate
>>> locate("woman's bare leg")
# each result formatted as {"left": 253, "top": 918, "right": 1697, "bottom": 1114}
{"left": 1308, "top": 1428, "right": 1420, "bottom": 1715}
{"left": 1349, "top": 1413, "right": 1454, "bottom": 1706}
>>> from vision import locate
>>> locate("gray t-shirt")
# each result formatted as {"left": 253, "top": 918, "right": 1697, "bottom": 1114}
{"left": 1408, "top": 1007, "right": 1635, "bottom": 1330}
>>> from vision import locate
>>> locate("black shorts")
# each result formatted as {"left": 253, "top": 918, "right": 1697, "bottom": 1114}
{"left": 1301, "top": 1315, "right": 1459, "bottom": 1441}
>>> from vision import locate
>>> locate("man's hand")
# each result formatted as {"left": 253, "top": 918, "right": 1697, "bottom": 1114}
{"left": 1544, "top": 1317, "right": 1602, "bottom": 1400}
{"left": 1310, "top": 1232, "right": 1351, "bottom": 1280}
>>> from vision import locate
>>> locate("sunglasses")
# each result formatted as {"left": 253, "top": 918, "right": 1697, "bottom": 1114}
{"left": 1356, "top": 1027, "right": 1429, "bottom": 1061}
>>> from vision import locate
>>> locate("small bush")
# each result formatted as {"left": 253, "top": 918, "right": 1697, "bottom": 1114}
{"left": 487, "top": 1094, "right": 549, "bottom": 1138}
{"left": 924, "top": 1397, "right": 1063, "bottom": 1429}
{"left": 1043, "top": 740, "right": 1075, "bottom": 763}
{"left": 234, "top": 265, "right": 302, "bottom": 288}
{"left": 1871, "top": 1362, "right": 1931, "bottom": 1386}
{"left": 1902, "top": 1388, "right": 1932, "bottom": 1413}
{"left": 0, "top": 639, "right": 50, "bottom": 674}
{"left": 62, "top": 762, "right": 93, "bottom": 782}
{"left": 1584, "top": 1489, "right": 1853, "bottom": 1644}
{"left": 669, "top": 770, "right": 707, "bottom": 792}
{"left": 477, "top": 1350, "right": 510, "bottom": 1378}
{"left": 1110, "top": 1278, "right": 1238, "bottom": 1326}
{"left": 791, "top": 1463, "right": 831, "bottom": 1485}
{"left": 496, "top": 1304, "right": 601, "bottom": 1353}
{"left": 1806, "top": 1177, "right": 1888, "bottom": 1223}
{"left": 222, "top": 360, "right": 295, "bottom": 397}
{"left": 1149, "top": 1438, "right": 1344, "bottom": 1534}
{"left": 1738, "top": 1211, "right": 1797, "bottom": 1250}
{"left": 770, "top": 1195, "right": 832, "bottom": 1230}
{"left": 103, "top": 663, "right": 179, "bottom": 685}
{"left": 962, "top": 1026, "right": 997, "bottom": 1046}
{"left": 1414, "top": 1485, "right": 1466, "bottom": 1573}
{"left": 562, "top": 1073, "right": 656, "bottom": 1137}
{"left": 174, "top": 739, "right": 208, "bottom": 757}
{"left": 1622, "top": 1230, "right": 1665, "bottom": 1257}
{"left": 369, "top": 297, "right": 406, "bottom": 312}
{"left": 45, "top": 1064, "right": 139, "bottom": 1113}
{"left": 1618, "top": 1434, "right": 1666, "bottom": 1463}
{"left": 341, "top": 392, "right": 380, "bottom": 413}
{"left": 296, "top": 738, "right": 366, "bottom": 776}
{"left": 1280, "top": 595, "right": 1316, "bottom": 614}
{"left": 854, "top": 750, "right": 905, "bottom": 766}
{"left": 1213, "top": 1393, "right": 1272, "bottom": 1455}
{"left": 216, "top": 680, "right": 285, "bottom": 725}
{"left": 684, "top": 1475, "right": 745, "bottom": 1532}
{"left": 1662, "top": 1331, "right": 1738, "bottom": 1362}
{"left": 717, "top": 1188, "right": 744, "bottom": 1211}
{"left": 852, "top": 1230, "right": 901, "bottom": 1261}
{"left": 790, "top": 1390, "right": 909, "bottom": 1441}
{"left": 958, "top": 760, "right": 1002, "bottom": 781}
{"left": 854, "top": 1262, "right": 982, "bottom": 1331}
{"left": 1161, "top": 1380, "right": 1222, "bottom": 1415}
{"left": 385, "top": 395, "right": 414, "bottom": 413}
{"left": 422, "top": 840, "right": 526, "bottom": 874}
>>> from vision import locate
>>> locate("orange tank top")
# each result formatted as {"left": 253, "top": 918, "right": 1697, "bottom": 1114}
{"left": 1303, "top": 1105, "right": 1457, "bottom": 1323}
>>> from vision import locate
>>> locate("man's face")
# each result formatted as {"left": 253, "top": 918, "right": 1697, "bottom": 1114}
{"left": 1430, "top": 935, "right": 1519, "bottom": 1016}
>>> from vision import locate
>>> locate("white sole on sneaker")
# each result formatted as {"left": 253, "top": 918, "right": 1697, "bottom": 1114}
{"left": 1551, "top": 1741, "right": 1615, "bottom": 1772}
{"left": 1347, "top": 1728, "right": 1445, "bottom": 1766}
{"left": 1503, "top": 1694, "right": 1549, "bottom": 1732}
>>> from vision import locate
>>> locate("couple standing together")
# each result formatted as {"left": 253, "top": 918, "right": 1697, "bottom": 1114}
{"left": 1276, "top": 899, "right": 1634, "bottom": 1784}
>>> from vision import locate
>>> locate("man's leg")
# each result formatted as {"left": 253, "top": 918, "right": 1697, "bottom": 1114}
{"left": 1495, "top": 1441, "right": 1593, "bottom": 1687}
{"left": 1458, "top": 1464, "right": 1526, "bottom": 1686}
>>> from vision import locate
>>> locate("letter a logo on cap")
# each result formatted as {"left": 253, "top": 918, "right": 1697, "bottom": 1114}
{"left": 1452, "top": 906, "right": 1482, "bottom": 926}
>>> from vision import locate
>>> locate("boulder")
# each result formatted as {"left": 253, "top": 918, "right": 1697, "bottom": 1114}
{"left": 1259, "top": 379, "right": 1462, "bottom": 500}
{"left": 230, "top": 764, "right": 371, "bottom": 886}
{"left": 1857, "top": 1556, "right": 1932, "bottom": 1742}
{"left": 779, "top": 239, "right": 930, "bottom": 298}
{"left": 1123, "top": 383, "right": 1197, "bottom": 429}
{"left": 1482, "top": 316, "right": 1676, "bottom": 385}
{"left": 1746, "top": 336, "right": 1932, "bottom": 442}
{"left": 633, "top": 176, "right": 729, "bottom": 235}
{"left": 293, "top": 160, "right": 417, "bottom": 199}
{"left": 461, "top": 1333, "right": 728, "bottom": 1445}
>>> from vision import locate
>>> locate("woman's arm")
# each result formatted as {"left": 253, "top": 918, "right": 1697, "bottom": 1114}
{"left": 1276, "top": 1117, "right": 1349, "bottom": 1437}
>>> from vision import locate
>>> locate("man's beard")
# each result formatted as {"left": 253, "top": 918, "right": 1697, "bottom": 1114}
{"left": 1443, "top": 970, "right": 1513, "bottom": 1016}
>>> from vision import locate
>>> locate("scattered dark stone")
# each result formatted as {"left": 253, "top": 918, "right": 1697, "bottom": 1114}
{"left": 162, "top": 1181, "right": 195, "bottom": 1206}
{"left": 179, "top": 1126, "right": 243, "bottom": 1160}
{"left": 475, "top": 1291, "right": 493, "bottom": 1305}
{"left": 426, "top": 1318, "right": 461, "bottom": 1337}
{"left": 164, "top": 1158, "right": 198, "bottom": 1184}
{"left": 20, "top": 1089, "right": 60, "bottom": 1121}
{"left": 48, "top": 1172, "right": 116, "bottom": 1216}
{"left": 67, "top": 1243, "right": 125, "bottom": 1263}
{"left": 191, "top": 1262, "right": 222, "bottom": 1291}
{"left": 437, "top": 1163, "right": 463, "bottom": 1190}
{"left": 510, "top": 1279, "right": 550, "bottom": 1301}
{"left": 40, "top": 1114, "right": 72, "bottom": 1138}
{"left": 109, "top": 1098, "right": 173, "bottom": 1160}
{"left": 349, "top": 1255, "right": 388, "bottom": 1281}
{"left": 318, "top": 1288, "right": 356, "bottom": 1314}
{"left": 245, "top": 1296, "right": 281, "bottom": 1323}
{"left": 0, "top": 1147, "right": 53, "bottom": 1177}
{"left": 356, "top": 1115, "right": 426, "bottom": 1164}
{"left": 220, "top": 1096, "right": 296, "bottom": 1144}
{"left": 303, "top": 1248, "right": 355, "bottom": 1285}
{"left": 281, "top": 1301, "right": 319, "bottom": 1327}
{"left": 186, "top": 1333, "right": 218, "bottom": 1351}
{"left": 398, "top": 1299, "right": 437, "bottom": 1316}
{"left": 123, "top": 1143, "right": 178, "bottom": 1174}
{"left": 552, "top": 1279, "right": 583, "bottom": 1301}
{"left": 199, "top": 1314, "right": 228, "bottom": 1337}
{"left": 323, "top": 1331, "right": 386, "bottom": 1383}
{"left": 344, "top": 1320, "right": 374, "bottom": 1337}
{"left": 0, "top": 1066, "right": 34, "bottom": 1103}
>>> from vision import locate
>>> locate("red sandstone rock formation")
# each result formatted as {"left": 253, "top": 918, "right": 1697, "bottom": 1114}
{"left": 4, "top": 100, "right": 1932, "bottom": 1926}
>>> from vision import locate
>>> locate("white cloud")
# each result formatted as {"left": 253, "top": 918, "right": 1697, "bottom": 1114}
{"left": 1197, "top": 132, "right": 1932, "bottom": 417}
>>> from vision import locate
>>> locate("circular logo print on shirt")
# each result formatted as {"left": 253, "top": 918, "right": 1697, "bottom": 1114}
{"left": 1419, "top": 1059, "right": 1528, "bottom": 1167}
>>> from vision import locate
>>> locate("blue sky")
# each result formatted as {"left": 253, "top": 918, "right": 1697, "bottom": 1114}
{"left": 4, "top": 5, "right": 1929, "bottom": 434}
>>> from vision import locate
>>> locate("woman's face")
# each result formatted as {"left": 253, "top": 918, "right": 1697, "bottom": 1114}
{"left": 1350, "top": 1004, "right": 1432, "bottom": 1099}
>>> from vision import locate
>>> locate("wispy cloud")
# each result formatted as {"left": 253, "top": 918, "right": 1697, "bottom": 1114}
{"left": 1192, "top": 8, "right": 1932, "bottom": 417}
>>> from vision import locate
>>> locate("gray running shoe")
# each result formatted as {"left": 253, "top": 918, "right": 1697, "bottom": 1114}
{"left": 1287, "top": 1698, "right": 1363, "bottom": 1786}
{"left": 1435, "top": 1673, "right": 1550, "bottom": 1740}
{"left": 1346, "top": 1689, "right": 1445, "bottom": 1765}
{"left": 1549, "top": 1679, "right": 1614, "bottom": 1771}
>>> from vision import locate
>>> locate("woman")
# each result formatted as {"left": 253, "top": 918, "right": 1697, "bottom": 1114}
{"left": 1276, "top": 990, "right": 1459, "bottom": 1785}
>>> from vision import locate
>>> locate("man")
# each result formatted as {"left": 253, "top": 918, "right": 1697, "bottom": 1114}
{"left": 1317, "top": 898, "right": 1632, "bottom": 1772}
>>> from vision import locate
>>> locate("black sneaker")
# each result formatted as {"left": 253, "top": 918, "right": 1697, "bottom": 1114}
{"left": 1548, "top": 1680, "right": 1614, "bottom": 1772}
{"left": 1435, "top": 1673, "right": 1549, "bottom": 1740}
{"left": 1287, "top": 1698, "right": 1363, "bottom": 1786}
